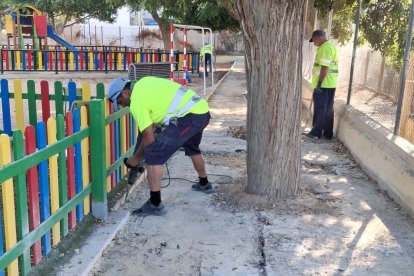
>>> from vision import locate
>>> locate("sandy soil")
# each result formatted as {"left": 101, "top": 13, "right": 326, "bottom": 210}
{"left": 89, "top": 57, "right": 414, "bottom": 275}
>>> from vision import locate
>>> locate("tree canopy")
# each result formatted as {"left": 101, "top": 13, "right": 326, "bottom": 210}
{"left": 125, "top": 0, "right": 239, "bottom": 49}
{"left": 4, "top": 0, "right": 124, "bottom": 33}
{"left": 314, "top": 0, "right": 412, "bottom": 68}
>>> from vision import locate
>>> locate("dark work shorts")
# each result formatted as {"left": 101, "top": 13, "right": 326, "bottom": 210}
{"left": 144, "top": 112, "right": 211, "bottom": 165}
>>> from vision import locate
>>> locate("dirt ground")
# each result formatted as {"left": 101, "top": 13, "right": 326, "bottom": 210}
{"left": 88, "top": 57, "right": 414, "bottom": 275}
{"left": 3, "top": 56, "right": 414, "bottom": 275}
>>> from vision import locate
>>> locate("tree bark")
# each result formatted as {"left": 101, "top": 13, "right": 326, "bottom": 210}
{"left": 150, "top": 11, "right": 171, "bottom": 50}
{"left": 236, "top": 0, "right": 304, "bottom": 199}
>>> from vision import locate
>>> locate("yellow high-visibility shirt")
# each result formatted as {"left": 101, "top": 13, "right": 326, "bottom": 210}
{"left": 311, "top": 40, "right": 338, "bottom": 89}
{"left": 200, "top": 44, "right": 213, "bottom": 56}
{"left": 130, "top": 77, "right": 209, "bottom": 131}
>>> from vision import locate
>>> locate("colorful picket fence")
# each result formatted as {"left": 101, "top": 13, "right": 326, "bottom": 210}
{"left": 1, "top": 78, "right": 85, "bottom": 135}
{"left": 0, "top": 47, "right": 200, "bottom": 74}
{"left": 0, "top": 80, "right": 136, "bottom": 275}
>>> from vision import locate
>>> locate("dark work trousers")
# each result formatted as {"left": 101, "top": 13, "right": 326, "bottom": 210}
{"left": 133, "top": 132, "right": 143, "bottom": 154}
{"left": 203, "top": 53, "right": 212, "bottom": 77}
{"left": 310, "top": 87, "right": 336, "bottom": 138}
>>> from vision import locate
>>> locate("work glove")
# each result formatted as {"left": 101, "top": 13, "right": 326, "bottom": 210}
{"left": 314, "top": 81, "right": 323, "bottom": 94}
{"left": 123, "top": 158, "right": 145, "bottom": 172}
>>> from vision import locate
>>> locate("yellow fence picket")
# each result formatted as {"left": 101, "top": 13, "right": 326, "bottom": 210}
{"left": 81, "top": 106, "right": 90, "bottom": 215}
{"left": 47, "top": 118, "right": 61, "bottom": 246}
{"left": 14, "top": 80, "right": 24, "bottom": 132}
{"left": 0, "top": 134, "right": 19, "bottom": 275}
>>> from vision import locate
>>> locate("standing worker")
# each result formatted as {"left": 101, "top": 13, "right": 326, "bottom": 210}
{"left": 306, "top": 30, "right": 338, "bottom": 140}
{"left": 107, "top": 77, "right": 213, "bottom": 216}
{"left": 200, "top": 42, "right": 214, "bottom": 77}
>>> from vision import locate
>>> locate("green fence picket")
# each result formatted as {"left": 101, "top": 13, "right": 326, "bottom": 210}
{"left": 97, "top": 83, "right": 105, "bottom": 99}
{"left": 55, "top": 81, "right": 64, "bottom": 116}
{"left": 57, "top": 114, "right": 69, "bottom": 236}
{"left": 12, "top": 130, "right": 31, "bottom": 274}
{"left": 27, "top": 80, "right": 37, "bottom": 127}
{"left": 90, "top": 100, "right": 108, "bottom": 220}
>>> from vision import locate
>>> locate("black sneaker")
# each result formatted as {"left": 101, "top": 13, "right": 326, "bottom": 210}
{"left": 128, "top": 167, "right": 139, "bottom": 185}
{"left": 131, "top": 200, "right": 166, "bottom": 216}
{"left": 305, "top": 132, "right": 320, "bottom": 139}
{"left": 191, "top": 182, "right": 214, "bottom": 194}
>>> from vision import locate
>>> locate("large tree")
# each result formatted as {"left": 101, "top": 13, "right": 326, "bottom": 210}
{"left": 218, "top": 0, "right": 305, "bottom": 199}
{"left": 126, "top": 0, "right": 193, "bottom": 50}
{"left": 125, "top": 0, "right": 239, "bottom": 50}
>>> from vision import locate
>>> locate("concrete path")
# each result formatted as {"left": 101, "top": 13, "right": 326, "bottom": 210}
{"left": 83, "top": 57, "right": 414, "bottom": 275}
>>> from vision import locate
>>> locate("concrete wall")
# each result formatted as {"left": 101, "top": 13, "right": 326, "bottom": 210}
{"left": 302, "top": 80, "right": 414, "bottom": 219}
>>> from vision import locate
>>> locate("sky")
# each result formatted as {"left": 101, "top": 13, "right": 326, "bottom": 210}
{"left": 89, "top": 6, "right": 131, "bottom": 26}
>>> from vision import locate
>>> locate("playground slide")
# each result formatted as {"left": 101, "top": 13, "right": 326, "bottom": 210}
{"left": 47, "top": 24, "right": 78, "bottom": 52}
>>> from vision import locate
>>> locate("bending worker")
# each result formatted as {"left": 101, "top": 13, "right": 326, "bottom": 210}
{"left": 107, "top": 76, "right": 212, "bottom": 216}
{"left": 200, "top": 42, "right": 213, "bottom": 77}
{"left": 306, "top": 30, "right": 338, "bottom": 140}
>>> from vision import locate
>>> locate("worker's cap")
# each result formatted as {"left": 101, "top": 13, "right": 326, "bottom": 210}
{"left": 107, "top": 77, "right": 129, "bottom": 111}
{"left": 309, "top": 30, "right": 326, "bottom": 42}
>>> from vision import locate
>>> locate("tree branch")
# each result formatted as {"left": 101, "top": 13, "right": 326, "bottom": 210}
{"left": 217, "top": 0, "right": 240, "bottom": 21}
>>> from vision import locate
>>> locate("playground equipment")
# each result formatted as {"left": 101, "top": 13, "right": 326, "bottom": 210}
{"left": 170, "top": 23, "right": 213, "bottom": 94}
{"left": 47, "top": 23, "right": 78, "bottom": 52}
{"left": 2, "top": 4, "right": 77, "bottom": 51}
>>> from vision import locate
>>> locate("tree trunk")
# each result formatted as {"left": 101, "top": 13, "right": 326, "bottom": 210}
{"left": 236, "top": 0, "right": 304, "bottom": 199}
{"left": 150, "top": 11, "right": 171, "bottom": 50}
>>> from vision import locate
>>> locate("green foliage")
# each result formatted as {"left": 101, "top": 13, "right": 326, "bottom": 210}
{"left": 125, "top": 0, "right": 239, "bottom": 49}
{"left": 126, "top": 0, "right": 190, "bottom": 26}
{"left": 183, "top": 1, "right": 239, "bottom": 32}
{"left": 361, "top": 0, "right": 410, "bottom": 68}
{"left": 33, "top": 0, "right": 125, "bottom": 24}
{"left": 126, "top": 0, "right": 238, "bottom": 31}
{"left": 4, "top": 0, "right": 125, "bottom": 30}
{"left": 314, "top": 0, "right": 411, "bottom": 69}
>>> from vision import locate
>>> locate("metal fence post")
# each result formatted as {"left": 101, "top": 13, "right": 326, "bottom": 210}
{"left": 347, "top": 0, "right": 362, "bottom": 105}
{"left": 89, "top": 99, "right": 108, "bottom": 220}
{"left": 0, "top": 48, "right": 3, "bottom": 74}
{"left": 104, "top": 46, "right": 108, "bottom": 74}
{"left": 394, "top": 0, "right": 414, "bottom": 135}
{"left": 54, "top": 48, "right": 58, "bottom": 75}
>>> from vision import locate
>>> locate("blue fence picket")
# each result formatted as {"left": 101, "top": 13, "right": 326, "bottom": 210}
{"left": 123, "top": 51, "right": 127, "bottom": 70}
{"left": 43, "top": 51, "right": 48, "bottom": 70}
{"left": 75, "top": 52, "right": 79, "bottom": 71}
{"left": 36, "top": 122, "right": 52, "bottom": 255}
{"left": 73, "top": 108, "right": 84, "bottom": 222}
{"left": 68, "top": 81, "right": 77, "bottom": 111}
{"left": 94, "top": 48, "right": 99, "bottom": 70}
{"left": 22, "top": 50, "right": 27, "bottom": 70}
{"left": 0, "top": 79, "right": 12, "bottom": 135}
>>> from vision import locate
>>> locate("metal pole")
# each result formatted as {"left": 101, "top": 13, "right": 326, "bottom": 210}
{"left": 0, "top": 48, "right": 3, "bottom": 74}
{"left": 101, "top": 26, "right": 104, "bottom": 45}
{"left": 327, "top": 9, "right": 333, "bottom": 39}
{"left": 346, "top": 0, "right": 362, "bottom": 105}
{"left": 394, "top": 0, "right": 414, "bottom": 135}
{"left": 88, "top": 20, "right": 91, "bottom": 45}
{"left": 209, "top": 29, "right": 214, "bottom": 85}
{"left": 119, "top": 26, "right": 122, "bottom": 46}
